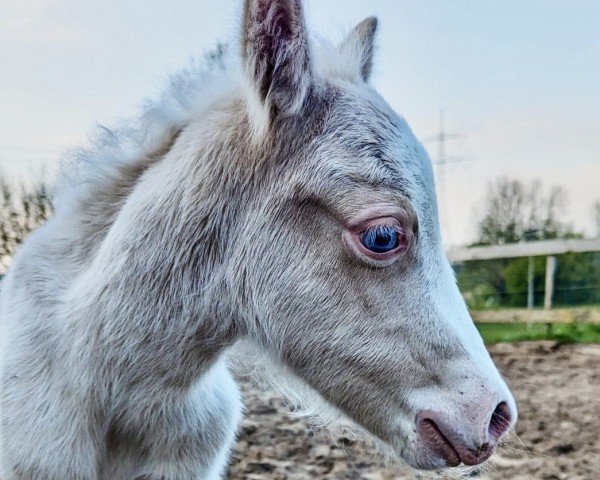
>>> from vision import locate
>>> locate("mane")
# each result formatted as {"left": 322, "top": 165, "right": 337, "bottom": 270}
{"left": 53, "top": 35, "right": 351, "bottom": 216}
{"left": 54, "top": 42, "right": 238, "bottom": 215}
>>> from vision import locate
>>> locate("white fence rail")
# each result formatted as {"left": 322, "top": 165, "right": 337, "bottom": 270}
{"left": 447, "top": 238, "right": 600, "bottom": 310}
{"left": 447, "top": 238, "right": 600, "bottom": 263}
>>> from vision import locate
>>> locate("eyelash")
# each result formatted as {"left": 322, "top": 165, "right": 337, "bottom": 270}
{"left": 342, "top": 216, "right": 410, "bottom": 267}
{"left": 361, "top": 225, "right": 400, "bottom": 253}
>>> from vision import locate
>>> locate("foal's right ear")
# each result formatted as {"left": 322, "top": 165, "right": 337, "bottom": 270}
{"left": 241, "top": 0, "right": 312, "bottom": 129}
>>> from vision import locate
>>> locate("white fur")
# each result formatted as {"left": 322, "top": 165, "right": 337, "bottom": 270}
{"left": 0, "top": 2, "right": 517, "bottom": 478}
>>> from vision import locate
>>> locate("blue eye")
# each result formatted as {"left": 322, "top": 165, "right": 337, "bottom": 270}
{"left": 361, "top": 225, "right": 399, "bottom": 253}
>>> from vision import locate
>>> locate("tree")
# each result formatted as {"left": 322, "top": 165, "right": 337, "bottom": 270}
{"left": 0, "top": 178, "right": 54, "bottom": 269}
{"left": 457, "top": 177, "right": 600, "bottom": 308}
{"left": 476, "top": 177, "right": 568, "bottom": 245}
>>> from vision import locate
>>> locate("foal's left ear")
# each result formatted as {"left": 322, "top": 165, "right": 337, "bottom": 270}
{"left": 338, "top": 17, "right": 378, "bottom": 83}
{"left": 241, "top": 0, "right": 312, "bottom": 126}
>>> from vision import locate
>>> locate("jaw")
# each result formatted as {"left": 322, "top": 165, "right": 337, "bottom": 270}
{"left": 235, "top": 340, "right": 508, "bottom": 475}
{"left": 344, "top": 394, "right": 509, "bottom": 473}
{"left": 358, "top": 423, "right": 474, "bottom": 473}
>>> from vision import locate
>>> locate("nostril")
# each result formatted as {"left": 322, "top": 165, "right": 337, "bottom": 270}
{"left": 489, "top": 401, "right": 512, "bottom": 440}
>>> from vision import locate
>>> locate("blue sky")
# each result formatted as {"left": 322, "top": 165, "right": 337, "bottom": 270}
{"left": 1, "top": 0, "right": 599, "bottom": 244}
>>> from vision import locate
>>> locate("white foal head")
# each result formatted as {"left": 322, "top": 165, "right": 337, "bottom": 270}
{"left": 226, "top": 0, "right": 518, "bottom": 471}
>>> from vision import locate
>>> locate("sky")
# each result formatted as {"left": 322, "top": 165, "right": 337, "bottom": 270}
{"left": 1, "top": 0, "right": 599, "bottom": 245}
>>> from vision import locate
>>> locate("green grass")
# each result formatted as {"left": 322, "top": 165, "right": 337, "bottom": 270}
{"left": 476, "top": 322, "right": 600, "bottom": 344}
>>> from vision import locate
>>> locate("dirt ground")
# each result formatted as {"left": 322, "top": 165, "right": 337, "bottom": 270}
{"left": 227, "top": 342, "right": 600, "bottom": 480}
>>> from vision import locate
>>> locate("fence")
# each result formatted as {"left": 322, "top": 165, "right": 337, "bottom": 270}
{"left": 471, "top": 307, "right": 600, "bottom": 325}
{"left": 448, "top": 237, "right": 600, "bottom": 314}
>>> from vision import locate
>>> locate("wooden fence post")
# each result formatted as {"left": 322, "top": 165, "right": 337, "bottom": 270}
{"left": 544, "top": 255, "right": 556, "bottom": 310}
{"left": 527, "top": 256, "right": 535, "bottom": 310}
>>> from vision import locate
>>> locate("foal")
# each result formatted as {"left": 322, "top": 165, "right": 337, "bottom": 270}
{"left": 0, "top": 0, "right": 516, "bottom": 478}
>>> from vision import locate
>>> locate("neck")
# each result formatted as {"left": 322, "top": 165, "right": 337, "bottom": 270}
{"left": 68, "top": 139, "right": 252, "bottom": 393}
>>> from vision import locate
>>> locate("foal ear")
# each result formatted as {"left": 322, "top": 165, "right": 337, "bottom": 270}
{"left": 241, "top": 0, "right": 312, "bottom": 126}
{"left": 338, "top": 17, "right": 378, "bottom": 83}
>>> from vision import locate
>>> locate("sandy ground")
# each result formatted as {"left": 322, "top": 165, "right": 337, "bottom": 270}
{"left": 226, "top": 342, "right": 600, "bottom": 480}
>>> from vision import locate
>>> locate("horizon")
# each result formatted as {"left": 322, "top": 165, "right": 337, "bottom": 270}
{"left": 1, "top": 0, "right": 599, "bottom": 245}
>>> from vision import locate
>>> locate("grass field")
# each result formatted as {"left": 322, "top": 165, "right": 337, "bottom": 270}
{"left": 476, "top": 321, "right": 600, "bottom": 344}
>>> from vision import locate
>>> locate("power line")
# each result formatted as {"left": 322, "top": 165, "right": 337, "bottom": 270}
{"left": 424, "top": 110, "right": 468, "bottom": 241}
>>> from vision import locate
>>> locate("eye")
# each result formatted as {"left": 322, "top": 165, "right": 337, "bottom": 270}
{"left": 342, "top": 213, "right": 412, "bottom": 267}
{"left": 361, "top": 225, "right": 399, "bottom": 253}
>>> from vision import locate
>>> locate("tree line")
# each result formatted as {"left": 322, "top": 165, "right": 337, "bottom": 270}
{"left": 457, "top": 177, "right": 600, "bottom": 309}
{"left": 0, "top": 174, "right": 599, "bottom": 309}
{"left": 0, "top": 179, "right": 53, "bottom": 270}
